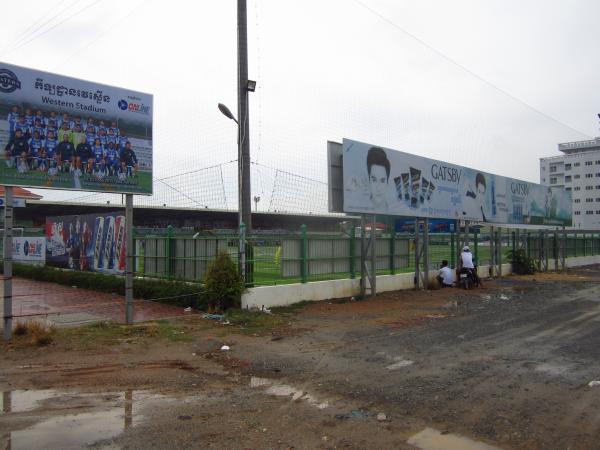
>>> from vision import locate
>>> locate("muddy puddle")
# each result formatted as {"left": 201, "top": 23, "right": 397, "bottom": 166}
{"left": 408, "top": 427, "right": 501, "bottom": 450}
{"left": 250, "top": 377, "right": 330, "bottom": 409}
{"left": 0, "top": 389, "right": 160, "bottom": 450}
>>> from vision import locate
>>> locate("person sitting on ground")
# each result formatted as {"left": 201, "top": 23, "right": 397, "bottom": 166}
{"left": 437, "top": 259, "right": 454, "bottom": 287}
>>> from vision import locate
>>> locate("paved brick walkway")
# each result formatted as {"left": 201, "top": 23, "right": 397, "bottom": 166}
{"left": 2, "top": 277, "right": 191, "bottom": 325}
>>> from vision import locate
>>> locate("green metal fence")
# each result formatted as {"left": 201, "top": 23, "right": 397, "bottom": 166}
{"left": 3, "top": 225, "right": 600, "bottom": 287}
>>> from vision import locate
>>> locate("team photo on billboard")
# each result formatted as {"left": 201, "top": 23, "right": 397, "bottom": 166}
{"left": 343, "top": 139, "right": 572, "bottom": 226}
{"left": 0, "top": 62, "right": 152, "bottom": 194}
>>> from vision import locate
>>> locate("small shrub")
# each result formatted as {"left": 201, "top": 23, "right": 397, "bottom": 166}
{"left": 203, "top": 252, "right": 245, "bottom": 312}
{"left": 13, "top": 321, "right": 29, "bottom": 336}
{"left": 508, "top": 248, "right": 537, "bottom": 275}
{"left": 12, "top": 321, "right": 55, "bottom": 346}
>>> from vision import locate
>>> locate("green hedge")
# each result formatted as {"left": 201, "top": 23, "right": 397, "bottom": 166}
{"left": 2, "top": 263, "right": 206, "bottom": 309}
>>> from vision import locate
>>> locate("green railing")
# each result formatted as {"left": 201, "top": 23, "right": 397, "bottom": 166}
{"left": 4, "top": 225, "right": 600, "bottom": 288}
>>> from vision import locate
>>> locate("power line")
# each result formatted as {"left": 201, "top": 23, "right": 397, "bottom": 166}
{"left": 54, "top": 0, "right": 148, "bottom": 69}
{"left": 0, "top": 0, "right": 71, "bottom": 54}
{"left": 352, "top": 0, "right": 592, "bottom": 139}
{"left": 2, "top": 0, "right": 104, "bottom": 57}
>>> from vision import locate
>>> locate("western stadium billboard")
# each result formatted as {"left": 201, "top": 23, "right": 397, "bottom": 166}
{"left": 0, "top": 62, "right": 152, "bottom": 195}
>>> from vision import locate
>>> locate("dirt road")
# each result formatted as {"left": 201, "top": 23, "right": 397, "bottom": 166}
{"left": 2, "top": 266, "right": 600, "bottom": 449}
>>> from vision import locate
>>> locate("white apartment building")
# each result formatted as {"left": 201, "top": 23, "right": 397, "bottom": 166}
{"left": 540, "top": 138, "right": 600, "bottom": 229}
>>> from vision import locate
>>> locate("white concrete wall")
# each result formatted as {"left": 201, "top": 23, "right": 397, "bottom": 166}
{"left": 241, "top": 258, "right": 593, "bottom": 309}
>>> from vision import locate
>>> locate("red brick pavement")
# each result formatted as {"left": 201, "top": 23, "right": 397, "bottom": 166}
{"left": 6, "top": 277, "right": 191, "bottom": 324}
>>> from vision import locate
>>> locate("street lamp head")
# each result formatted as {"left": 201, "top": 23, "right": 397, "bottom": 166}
{"left": 247, "top": 80, "right": 257, "bottom": 92}
{"left": 218, "top": 103, "right": 238, "bottom": 123}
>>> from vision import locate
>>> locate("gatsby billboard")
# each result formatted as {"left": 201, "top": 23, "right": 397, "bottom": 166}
{"left": 0, "top": 62, "right": 152, "bottom": 194}
{"left": 342, "top": 139, "right": 572, "bottom": 226}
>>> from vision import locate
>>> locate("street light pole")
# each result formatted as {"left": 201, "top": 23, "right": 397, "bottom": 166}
{"left": 237, "top": 0, "right": 252, "bottom": 232}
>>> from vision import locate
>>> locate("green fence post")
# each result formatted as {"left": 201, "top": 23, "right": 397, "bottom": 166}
{"left": 450, "top": 231, "right": 455, "bottom": 268}
{"left": 349, "top": 225, "right": 356, "bottom": 279}
{"left": 583, "top": 233, "right": 587, "bottom": 256}
{"left": 166, "top": 224, "right": 173, "bottom": 280}
{"left": 511, "top": 231, "right": 515, "bottom": 264}
{"left": 389, "top": 231, "right": 396, "bottom": 275}
{"left": 300, "top": 224, "right": 308, "bottom": 283}
{"left": 474, "top": 230, "right": 479, "bottom": 265}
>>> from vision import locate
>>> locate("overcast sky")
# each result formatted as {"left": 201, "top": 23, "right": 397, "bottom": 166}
{"left": 2, "top": 0, "right": 599, "bottom": 211}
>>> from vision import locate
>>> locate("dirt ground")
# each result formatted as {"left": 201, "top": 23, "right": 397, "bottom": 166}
{"left": 2, "top": 266, "right": 600, "bottom": 449}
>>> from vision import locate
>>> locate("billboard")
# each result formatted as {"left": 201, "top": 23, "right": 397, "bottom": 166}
{"left": 12, "top": 237, "right": 45, "bottom": 265}
{"left": 46, "top": 212, "right": 126, "bottom": 274}
{"left": 0, "top": 62, "right": 152, "bottom": 194}
{"left": 342, "top": 139, "right": 572, "bottom": 226}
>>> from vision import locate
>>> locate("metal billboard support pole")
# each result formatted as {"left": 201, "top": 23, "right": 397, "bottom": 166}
{"left": 562, "top": 226, "right": 567, "bottom": 273}
{"left": 360, "top": 215, "right": 366, "bottom": 298}
{"left": 125, "top": 194, "right": 134, "bottom": 325}
{"left": 489, "top": 225, "right": 495, "bottom": 278}
{"left": 3, "top": 186, "right": 13, "bottom": 341}
{"left": 370, "top": 215, "right": 376, "bottom": 297}
{"left": 423, "top": 218, "right": 429, "bottom": 290}
{"left": 414, "top": 218, "right": 420, "bottom": 290}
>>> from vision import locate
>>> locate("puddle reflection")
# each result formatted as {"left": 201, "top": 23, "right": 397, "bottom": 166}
{"left": 0, "top": 389, "right": 138, "bottom": 450}
{"left": 250, "top": 377, "right": 329, "bottom": 409}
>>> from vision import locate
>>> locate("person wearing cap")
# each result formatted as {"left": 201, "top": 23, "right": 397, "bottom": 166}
{"left": 460, "top": 245, "right": 475, "bottom": 269}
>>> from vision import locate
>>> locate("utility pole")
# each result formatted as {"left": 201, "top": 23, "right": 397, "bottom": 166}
{"left": 237, "top": 0, "right": 252, "bottom": 231}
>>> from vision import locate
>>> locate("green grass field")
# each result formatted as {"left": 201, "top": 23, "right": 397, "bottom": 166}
{"left": 0, "top": 164, "right": 152, "bottom": 194}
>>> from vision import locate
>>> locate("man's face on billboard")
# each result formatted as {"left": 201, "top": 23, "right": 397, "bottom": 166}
{"left": 369, "top": 164, "right": 388, "bottom": 207}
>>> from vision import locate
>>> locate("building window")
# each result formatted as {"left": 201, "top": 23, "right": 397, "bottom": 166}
{"left": 586, "top": 198, "right": 594, "bottom": 202}
{"left": 574, "top": 211, "right": 581, "bottom": 215}
{"left": 596, "top": 198, "right": 600, "bottom": 202}
{"left": 574, "top": 199, "right": 581, "bottom": 203}
{"left": 586, "top": 186, "right": 594, "bottom": 190}
{"left": 585, "top": 161, "right": 593, "bottom": 166}
{"left": 574, "top": 174, "right": 580, "bottom": 179}
{"left": 596, "top": 173, "right": 600, "bottom": 177}
{"left": 596, "top": 186, "right": 600, "bottom": 190}
{"left": 565, "top": 164, "right": 572, "bottom": 171}
{"left": 587, "top": 211, "right": 594, "bottom": 215}
{"left": 596, "top": 160, "right": 600, "bottom": 165}
{"left": 565, "top": 175, "right": 572, "bottom": 182}
{"left": 575, "top": 162, "right": 581, "bottom": 167}
{"left": 597, "top": 211, "right": 600, "bottom": 214}
{"left": 575, "top": 187, "right": 581, "bottom": 191}
{"left": 550, "top": 177, "right": 557, "bottom": 184}
{"left": 586, "top": 173, "right": 593, "bottom": 178}
{"left": 550, "top": 165, "right": 558, "bottom": 173}
{"left": 566, "top": 187, "right": 572, "bottom": 191}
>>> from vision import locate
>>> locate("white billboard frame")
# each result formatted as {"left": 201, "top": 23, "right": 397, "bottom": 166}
{"left": 0, "top": 61, "right": 153, "bottom": 195}
{"left": 338, "top": 138, "right": 572, "bottom": 227}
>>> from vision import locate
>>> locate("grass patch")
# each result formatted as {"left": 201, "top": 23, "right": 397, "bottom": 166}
{"left": 270, "top": 300, "right": 313, "bottom": 315}
{"left": 224, "top": 309, "right": 287, "bottom": 334}
{"left": 59, "top": 319, "right": 192, "bottom": 346}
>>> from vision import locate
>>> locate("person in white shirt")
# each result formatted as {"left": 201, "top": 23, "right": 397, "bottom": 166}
{"left": 437, "top": 260, "right": 454, "bottom": 287}
{"left": 460, "top": 246, "right": 475, "bottom": 269}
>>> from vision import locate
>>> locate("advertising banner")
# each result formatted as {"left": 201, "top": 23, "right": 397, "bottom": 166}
{"left": 45, "top": 212, "right": 126, "bottom": 274}
{"left": 343, "top": 139, "right": 572, "bottom": 226}
{"left": 12, "top": 236, "right": 45, "bottom": 264}
{"left": 0, "top": 62, "right": 152, "bottom": 194}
